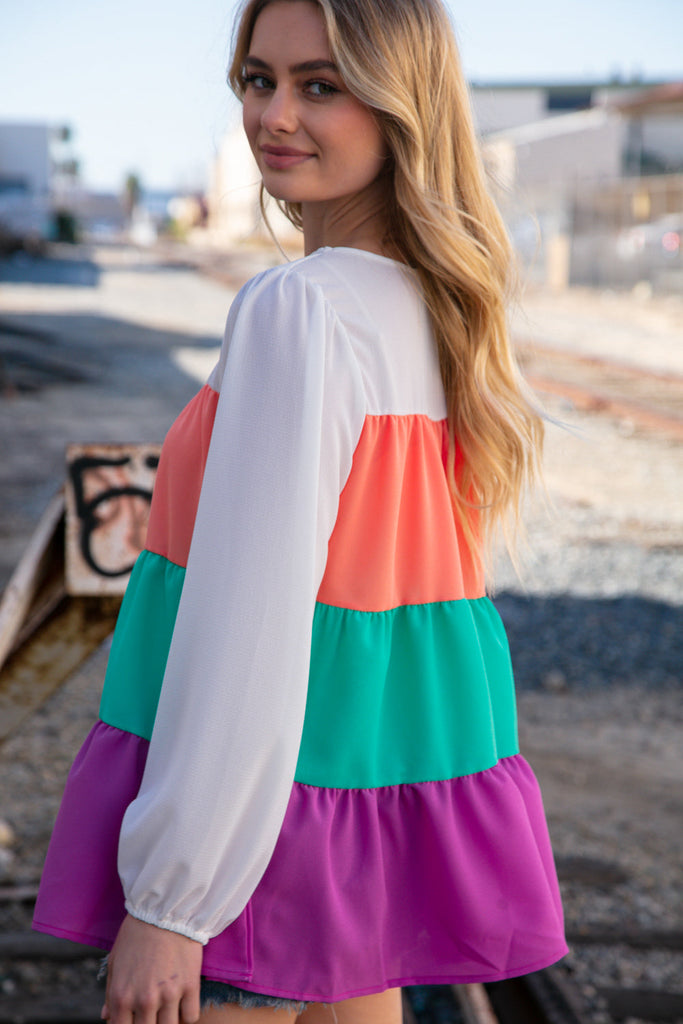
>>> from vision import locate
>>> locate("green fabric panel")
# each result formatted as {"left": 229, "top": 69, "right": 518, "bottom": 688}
{"left": 99, "top": 550, "right": 184, "bottom": 740}
{"left": 294, "top": 597, "right": 519, "bottom": 789}
{"left": 100, "top": 556, "right": 518, "bottom": 789}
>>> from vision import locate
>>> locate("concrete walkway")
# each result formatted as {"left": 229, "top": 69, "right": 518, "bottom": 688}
{"left": 0, "top": 244, "right": 234, "bottom": 586}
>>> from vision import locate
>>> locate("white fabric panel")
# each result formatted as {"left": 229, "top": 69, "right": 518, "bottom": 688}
{"left": 209, "top": 249, "right": 446, "bottom": 421}
{"left": 118, "top": 264, "right": 366, "bottom": 942}
{"left": 302, "top": 248, "right": 447, "bottom": 421}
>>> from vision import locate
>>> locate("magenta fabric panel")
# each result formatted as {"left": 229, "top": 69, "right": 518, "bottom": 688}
{"left": 32, "top": 723, "right": 252, "bottom": 976}
{"left": 228, "top": 758, "right": 567, "bottom": 998}
{"left": 33, "top": 723, "right": 143, "bottom": 949}
{"left": 34, "top": 722, "right": 566, "bottom": 999}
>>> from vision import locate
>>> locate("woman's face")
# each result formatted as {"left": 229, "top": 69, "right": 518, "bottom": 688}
{"left": 242, "top": 0, "right": 387, "bottom": 208}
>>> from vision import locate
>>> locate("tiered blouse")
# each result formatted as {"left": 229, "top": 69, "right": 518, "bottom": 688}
{"left": 33, "top": 247, "right": 566, "bottom": 1001}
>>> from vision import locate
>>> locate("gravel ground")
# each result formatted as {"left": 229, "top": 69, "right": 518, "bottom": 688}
{"left": 495, "top": 395, "right": 683, "bottom": 1021}
{"left": 0, "top": 246, "right": 681, "bottom": 1022}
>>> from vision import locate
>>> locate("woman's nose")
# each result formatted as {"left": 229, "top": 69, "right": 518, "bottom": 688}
{"left": 261, "top": 86, "right": 298, "bottom": 133}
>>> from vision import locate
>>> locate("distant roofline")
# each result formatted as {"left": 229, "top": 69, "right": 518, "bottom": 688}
{"left": 468, "top": 77, "right": 675, "bottom": 92}
{"left": 611, "top": 80, "right": 683, "bottom": 112}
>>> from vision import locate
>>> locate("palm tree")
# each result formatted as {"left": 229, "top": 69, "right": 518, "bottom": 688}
{"left": 122, "top": 173, "right": 142, "bottom": 221}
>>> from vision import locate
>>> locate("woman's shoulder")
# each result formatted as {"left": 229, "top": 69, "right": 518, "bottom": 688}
{"left": 226, "top": 253, "right": 352, "bottom": 347}
{"left": 215, "top": 250, "right": 378, "bottom": 382}
{"left": 214, "top": 247, "right": 441, "bottom": 416}
{"left": 235, "top": 246, "right": 419, "bottom": 319}
{"left": 236, "top": 247, "right": 352, "bottom": 295}
{"left": 229, "top": 251, "right": 338, "bottom": 327}
{"left": 229, "top": 247, "right": 432, "bottom": 376}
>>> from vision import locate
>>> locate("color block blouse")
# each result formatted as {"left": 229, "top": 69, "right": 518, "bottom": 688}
{"left": 34, "top": 246, "right": 566, "bottom": 1000}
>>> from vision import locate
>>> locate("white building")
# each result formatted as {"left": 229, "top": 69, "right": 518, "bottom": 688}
{"left": 613, "top": 81, "right": 683, "bottom": 175}
{"left": 475, "top": 80, "right": 683, "bottom": 288}
{"left": 485, "top": 107, "right": 625, "bottom": 195}
{"left": 0, "top": 122, "right": 51, "bottom": 194}
{"left": 207, "top": 118, "right": 302, "bottom": 248}
{"left": 0, "top": 122, "right": 53, "bottom": 243}
{"left": 470, "top": 79, "right": 660, "bottom": 137}
{"left": 479, "top": 80, "right": 683, "bottom": 196}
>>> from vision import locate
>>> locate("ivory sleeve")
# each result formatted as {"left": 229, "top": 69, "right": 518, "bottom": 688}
{"left": 117, "top": 267, "right": 366, "bottom": 943}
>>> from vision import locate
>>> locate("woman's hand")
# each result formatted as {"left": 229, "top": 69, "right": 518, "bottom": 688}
{"left": 102, "top": 914, "right": 203, "bottom": 1024}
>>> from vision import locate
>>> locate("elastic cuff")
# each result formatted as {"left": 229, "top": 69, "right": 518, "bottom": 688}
{"left": 124, "top": 901, "right": 210, "bottom": 945}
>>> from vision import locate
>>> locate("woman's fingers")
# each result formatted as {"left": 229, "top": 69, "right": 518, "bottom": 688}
{"left": 180, "top": 988, "right": 202, "bottom": 1024}
{"left": 106, "top": 978, "right": 197, "bottom": 1024}
{"left": 102, "top": 984, "right": 201, "bottom": 1024}
{"left": 103, "top": 914, "right": 203, "bottom": 1024}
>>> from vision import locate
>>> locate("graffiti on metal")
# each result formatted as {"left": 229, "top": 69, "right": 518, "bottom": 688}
{"left": 65, "top": 443, "right": 161, "bottom": 595}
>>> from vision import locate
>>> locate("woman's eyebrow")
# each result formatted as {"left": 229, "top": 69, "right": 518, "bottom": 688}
{"left": 244, "top": 56, "right": 339, "bottom": 74}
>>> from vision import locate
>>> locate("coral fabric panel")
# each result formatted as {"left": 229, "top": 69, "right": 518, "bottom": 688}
{"left": 145, "top": 384, "right": 219, "bottom": 568}
{"left": 317, "top": 415, "right": 484, "bottom": 611}
{"left": 145, "top": 404, "right": 485, "bottom": 611}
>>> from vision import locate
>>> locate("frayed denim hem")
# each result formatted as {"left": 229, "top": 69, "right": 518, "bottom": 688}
{"left": 97, "top": 955, "right": 109, "bottom": 982}
{"left": 97, "top": 957, "right": 307, "bottom": 1014}
{"left": 200, "top": 979, "right": 307, "bottom": 1013}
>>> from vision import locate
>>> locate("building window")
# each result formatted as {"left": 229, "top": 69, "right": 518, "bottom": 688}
{"left": 546, "top": 89, "right": 593, "bottom": 113}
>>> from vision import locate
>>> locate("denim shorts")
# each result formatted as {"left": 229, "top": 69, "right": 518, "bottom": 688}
{"left": 200, "top": 978, "right": 307, "bottom": 1013}
{"left": 99, "top": 958, "right": 307, "bottom": 1014}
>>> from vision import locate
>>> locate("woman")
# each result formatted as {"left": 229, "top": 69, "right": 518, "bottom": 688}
{"left": 33, "top": 0, "right": 567, "bottom": 1020}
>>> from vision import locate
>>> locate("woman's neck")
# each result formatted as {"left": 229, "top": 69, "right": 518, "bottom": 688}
{"left": 301, "top": 178, "right": 391, "bottom": 257}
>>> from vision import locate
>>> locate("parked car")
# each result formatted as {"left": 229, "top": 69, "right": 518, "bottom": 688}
{"left": 617, "top": 214, "right": 682, "bottom": 264}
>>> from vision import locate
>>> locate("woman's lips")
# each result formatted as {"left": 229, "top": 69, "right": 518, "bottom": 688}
{"left": 260, "top": 145, "right": 314, "bottom": 170}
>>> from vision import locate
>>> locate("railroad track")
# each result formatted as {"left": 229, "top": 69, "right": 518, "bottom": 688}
{"left": 403, "top": 950, "right": 683, "bottom": 1024}
{"left": 516, "top": 339, "right": 683, "bottom": 441}
{"left": 1, "top": 911, "right": 682, "bottom": 1024}
{"left": 402, "top": 971, "right": 586, "bottom": 1024}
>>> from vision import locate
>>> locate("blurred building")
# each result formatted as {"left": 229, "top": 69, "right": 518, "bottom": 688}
{"left": 0, "top": 120, "right": 128, "bottom": 247}
{"left": 470, "top": 79, "right": 648, "bottom": 135}
{"left": 477, "top": 79, "right": 683, "bottom": 192}
{"left": 206, "top": 119, "right": 303, "bottom": 249}
{"left": 474, "top": 79, "right": 683, "bottom": 289}
{"left": 67, "top": 191, "right": 127, "bottom": 240}
{"left": 0, "top": 122, "right": 53, "bottom": 249}
{"left": 614, "top": 81, "right": 683, "bottom": 176}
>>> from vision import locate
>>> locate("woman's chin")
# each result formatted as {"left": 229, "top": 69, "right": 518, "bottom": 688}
{"left": 262, "top": 179, "right": 313, "bottom": 205}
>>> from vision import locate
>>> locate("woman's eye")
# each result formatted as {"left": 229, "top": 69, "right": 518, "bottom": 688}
{"left": 243, "top": 72, "right": 273, "bottom": 91}
{"left": 306, "top": 80, "right": 339, "bottom": 98}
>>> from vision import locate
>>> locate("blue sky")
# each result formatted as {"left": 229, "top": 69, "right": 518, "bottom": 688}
{"left": 1, "top": 0, "right": 681, "bottom": 191}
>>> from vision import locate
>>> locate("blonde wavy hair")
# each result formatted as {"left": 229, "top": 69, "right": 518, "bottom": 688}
{"left": 228, "top": 0, "right": 544, "bottom": 561}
